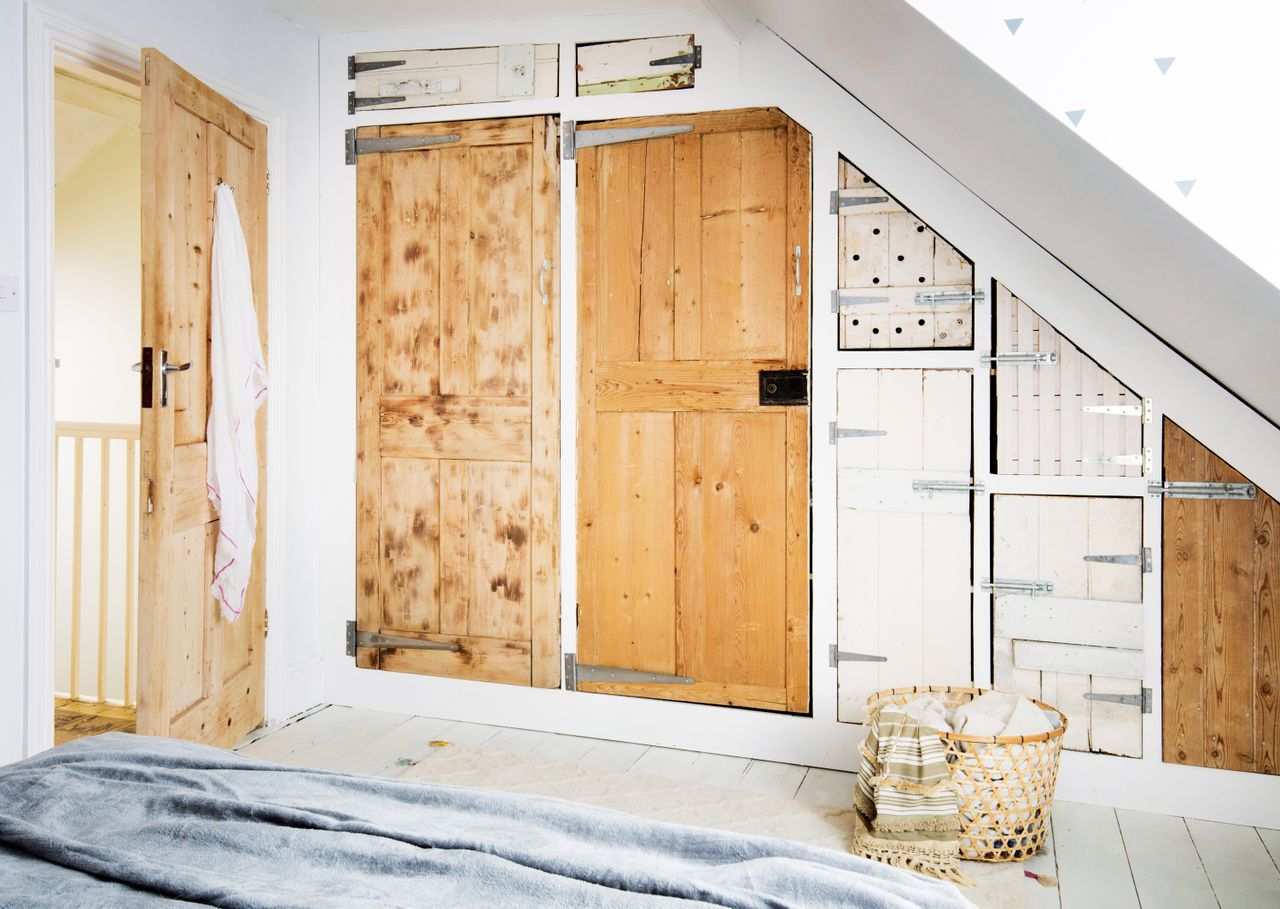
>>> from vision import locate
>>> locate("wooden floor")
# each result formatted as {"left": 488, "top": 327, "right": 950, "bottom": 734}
{"left": 236, "top": 705, "right": 1280, "bottom": 909}
{"left": 54, "top": 698, "right": 136, "bottom": 745}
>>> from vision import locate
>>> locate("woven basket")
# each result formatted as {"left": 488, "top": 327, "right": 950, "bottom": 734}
{"left": 867, "top": 685, "right": 1067, "bottom": 863}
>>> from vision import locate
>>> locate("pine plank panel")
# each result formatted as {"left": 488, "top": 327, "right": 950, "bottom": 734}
{"left": 596, "top": 142, "right": 644, "bottom": 364}
{"left": 352, "top": 47, "right": 558, "bottom": 111}
{"left": 639, "top": 136, "right": 675, "bottom": 361}
{"left": 466, "top": 461, "right": 532, "bottom": 642}
{"left": 1208, "top": 484, "right": 1257, "bottom": 772}
{"left": 379, "top": 458, "right": 440, "bottom": 633}
{"left": 785, "top": 120, "right": 810, "bottom": 370}
{"left": 438, "top": 461, "right": 470, "bottom": 635}
{"left": 574, "top": 107, "right": 790, "bottom": 137}
{"left": 1091, "top": 674, "right": 1144, "bottom": 757}
{"left": 1259, "top": 491, "right": 1278, "bottom": 774}
{"left": 576, "top": 35, "right": 695, "bottom": 95}
{"left": 672, "top": 131, "right": 702, "bottom": 360}
{"left": 377, "top": 634, "right": 531, "bottom": 685}
{"left": 836, "top": 507, "right": 881, "bottom": 722}
{"left": 784, "top": 406, "right": 810, "bottom": 712}
{"left": 1015, "top": 641, "right": 1143, "bottom": 678}
{"left": 734, "top": 126, "right": 788, "bottom": 360}
{"left": 576, "top": 680, "right": 787, "bottom": 711}
{"left": 594, "top": 360, "right": 777, "bottom": 412}
{"left": 1115, "top": 810, "right": 1217, "bottom": 909}
{"left": 699, "top": 130, "right": 744, "bottom": 360}
{"left": 439, "top": 147, "right": 472, "bottom": 395}
{"left": 1086, "top": 497, "right": 1143, "bottom": 603}
{"left": 379, "top": 149, "right": 440, "bottom": 396}
{"left": 1188, "top": 818, "right": 1280, "bottom": 909}
{"left": 1052, "top": 802, "right": 1140, "bottom": 909}
{"left": 996, "top": 597, "right": 1143, "bottom": 649}
{"left": 379, "top": 396, "right": 531, "bottom": 461}
{"left": 530, "top": 115, "right": 561, "bottom": 688}
{"left": 379, "top": 117, "right": 533, "bottom": 146}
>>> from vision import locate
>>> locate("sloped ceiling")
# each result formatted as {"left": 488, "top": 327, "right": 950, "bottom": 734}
{"left": 709, "top": 0, "right": 1280, "bottom": 426}
{"left": 270, "top": 0, "right": 698, "bottom": 33}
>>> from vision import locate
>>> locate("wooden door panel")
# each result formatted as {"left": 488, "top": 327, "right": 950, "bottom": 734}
{"left": 355, "top": 116, "right": 558, "bottom": 688}
{"left": 835, "top": 368, "right": 973, "bottom": 723}
{"left": 1163, "top": 419, "right": 1278, "bottom": 775}
{"left": 138, "top": 50, "right": 267, "bottom": 747}
{"left": 992, "top": 494, "right": 1144, "bottom": 757}
{"left": 577, "top": 108, "right": 810, "bottom": 712}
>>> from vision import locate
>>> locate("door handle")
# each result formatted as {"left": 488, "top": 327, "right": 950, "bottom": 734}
{"left": 159, "top": 350, "right": 191, "bottom": 407}
{"left": 163, "top": 361, "right": 192, "bottom": 373}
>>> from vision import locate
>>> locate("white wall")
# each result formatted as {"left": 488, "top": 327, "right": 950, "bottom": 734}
{"left": 2, "top": 0, "right": 324, "bottom": 762}
{"left": 313, "top": 9, "right": 1280, "bottom": 827}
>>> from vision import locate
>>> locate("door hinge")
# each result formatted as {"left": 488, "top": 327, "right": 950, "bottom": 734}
{"left": 263, "top": 609, "right": 269, "bottom": 636}
{"left": 1082, "top": 453, "right": 1145, "bottom": 468}
{"left": 650, "top": 45, "right": 701, "bottom": 68}
{"left": 562, "top": 653, "right": 693, "bottom": 691}
{"left": 345, "top": 621, "right": 461, "bottom": 657}
{"left": 831, "top": 290, "right": 890, "bottom": 312}
{"left": 829, "top": 422, "right": 887, "bottom": 444}
{"left": 912, "top": 479, "right": 985, "bottom": 496}
{"left": 1147, "top": 481, "right": 1256, "bottom": 501}
{"left": 829, "top": 644, "right": 887, "bottom": 666}
{"left": 562, "top": 120, "right": 693, "bottom": 159}
{"left": 914, "top": 289, "right": 986, "bottom": 306}
{"left": 1083, "top": 687, "right": 1152, "bottom": 714}
{"left": 1082, "top": 403, "right": 1142, "bottom": 417}
{"left": 981, "top": 578, "right": 1054, "bottom": 596}
{"left": 830, "top": 190, "right": 890, "bottom": 213}
{"left": 979, "top": 351, "right": 1057, "bottom": 365}
{"left": 348, "top": 91, "right": 408, "bottom": 113}
{"left": 348, "top": 56, "right": 406, "bottom": 79}
{"left": 345, "top": 128, "right": 461, "bottom": 165}
{"left": 759, "top": 369, "right": 808, "bottom": 406}
{"left": 1083, "top": 548, "right": 1152, "bottom": 572}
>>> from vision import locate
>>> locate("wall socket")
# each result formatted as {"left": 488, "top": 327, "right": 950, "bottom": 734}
{"left": 0, "top": 275, "right": 19, "bottom": 313}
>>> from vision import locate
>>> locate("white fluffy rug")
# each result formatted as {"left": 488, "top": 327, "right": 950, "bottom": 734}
{"left": 401, "top": 742, "right": 1026, "bottom": 909}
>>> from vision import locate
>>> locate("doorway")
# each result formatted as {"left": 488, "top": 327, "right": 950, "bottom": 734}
{"left": 51, "top": 59, "right": 142, "bottom": 745}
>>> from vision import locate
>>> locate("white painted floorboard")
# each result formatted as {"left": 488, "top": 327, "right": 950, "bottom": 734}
{"left": 236, "top": 706, "right": 1280, "bottom": 908}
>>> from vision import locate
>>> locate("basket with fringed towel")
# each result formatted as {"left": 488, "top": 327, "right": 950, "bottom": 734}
{"left": 852, "top": 686, "right": 1068, "bottom": 885}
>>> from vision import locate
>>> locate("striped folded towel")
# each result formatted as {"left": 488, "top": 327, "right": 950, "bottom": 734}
{"left": 852, "top": 700, "right": 971, "bottom": 885}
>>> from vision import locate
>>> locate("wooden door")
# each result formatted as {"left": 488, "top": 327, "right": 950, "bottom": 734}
{"left": 137, "top": 50, "right": 268, "bottom": 746}
{"left": 835, "top": 369, "right": 973, "bottom": 723}
{"left": 576, "top": 108, "right": 811, "bottom": 712}
{"left": 1163, "top": 420, "right": 1278, "bottom": 774}
{"left": 835, "top": 157, "right": 973, "bottom": 349}
{"left": 353, "top": 117, "right": 560, "bottom": 688}
{"left": 995, "top": 282, "right": 1144, "bottom": 477}
{"left": 992, "top": 495, "right": 1145, "bottom": 756}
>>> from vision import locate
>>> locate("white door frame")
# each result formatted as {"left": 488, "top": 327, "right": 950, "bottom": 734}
{"left": 23, "top": 4, "right": 288, "bottom": 755}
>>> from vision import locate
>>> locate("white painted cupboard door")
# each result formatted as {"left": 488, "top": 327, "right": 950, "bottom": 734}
{"left": 992, "top": 495, "right": 1145, "bottom": 757}
{"left": 994, "top": 283, "right": 1145, "bottom": 477}
{"left": 836, "top": 369, "right": 973, "bottom": 723}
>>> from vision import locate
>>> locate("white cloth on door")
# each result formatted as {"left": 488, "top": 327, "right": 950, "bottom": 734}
{"left": 207, "top": 182, "right": 267, "bottom": 622}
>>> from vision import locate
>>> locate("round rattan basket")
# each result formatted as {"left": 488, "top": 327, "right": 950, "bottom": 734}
{"left": 867, "top": 685, "right": 1068, "bottom": 863}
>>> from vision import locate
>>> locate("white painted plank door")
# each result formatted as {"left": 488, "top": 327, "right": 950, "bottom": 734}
{"left": 993, "top": 283, "right": 1145, "bottom": 477}
{"left": 992, "top": 495, "right": 1145, "bottom": 756}
{"left": 836, "top": 368, "right": 973, "bottom": 723}
{"left": 350, "top": 45, "right": 559, "bottom": 112}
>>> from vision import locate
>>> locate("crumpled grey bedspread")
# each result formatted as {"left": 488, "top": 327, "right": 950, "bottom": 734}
{"left": 0, "top": 733, "right": 976, "bottom": 908}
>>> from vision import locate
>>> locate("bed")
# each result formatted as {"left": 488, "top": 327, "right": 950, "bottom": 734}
{"left": 0, "top": 733, "right": 975, "bottom": 907}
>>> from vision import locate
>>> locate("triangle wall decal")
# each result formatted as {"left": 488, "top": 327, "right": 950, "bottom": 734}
{"left": 1155, "top": 56, "right": 1176, "bottom": 74}
{"left": 1066, "top": 109, "right": 1086, "bottom": 127}
{"left": 1005, "top": 18, "right": 1024, "bottom": 35}
{"left": 1175, "top": 179, "right": 1197, "bottom": 197}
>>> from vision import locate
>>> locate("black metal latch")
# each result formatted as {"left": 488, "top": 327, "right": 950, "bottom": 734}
{"left": 759, "top": 369, "right": 808, "bottom": 406}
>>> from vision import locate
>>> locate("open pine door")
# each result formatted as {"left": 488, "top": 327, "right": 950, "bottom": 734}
{"left": 137, "top": 50, "right": 268, "bottom": 746}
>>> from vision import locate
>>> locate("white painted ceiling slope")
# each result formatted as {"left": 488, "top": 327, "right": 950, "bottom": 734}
{"left": 270, "top": 0, "right": 698, "bottom": 33}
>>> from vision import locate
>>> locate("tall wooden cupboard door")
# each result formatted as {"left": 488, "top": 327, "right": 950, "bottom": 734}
{"left": 992, "top": 495, "right": 1145, "bottom": 756}
{"left": 138, "top": 50, "right": 268, "bottom": 747}
{"left": 835, "top": 369, "right": 974, "bottom": 722}
{"left": 1163, "top": 420, "right": 1278, "bottom": 775}
{"left": 353, "top": 117, "right": 560, "bottom": 688}
{"left": 575, "top": 108, "right": 811, "bottom": 712}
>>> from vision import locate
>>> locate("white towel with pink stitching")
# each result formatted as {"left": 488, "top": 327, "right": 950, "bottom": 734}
{"left": 207, "top": 182, "right": 267, "bottom": 621}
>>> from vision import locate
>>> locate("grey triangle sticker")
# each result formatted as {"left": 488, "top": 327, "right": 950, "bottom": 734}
{"left": 1175, "top": 179, "right": 1196, "bottom": 197}
{"left": 1005, "top": 18, "right": 1024, "bottom": 35}
{"left": 1066, "top": 109, "right": 1086, "bottom": 127}
{"left": 1155, "top": 57, "right": 1176, "bottom": 74}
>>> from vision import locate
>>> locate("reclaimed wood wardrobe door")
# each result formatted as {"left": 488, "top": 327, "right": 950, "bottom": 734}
{"left": 576, "top": 108, "right": 811, "bottom": 712}
{"left": 1163, "top": 420, "right": 1278, "bottom": 775}
{"left": 992, "top": 495, "right": 1145, "bottom": 756}
{"left": 994, "top": 283, "right": 1144, "bottom": 477}
{"left": 137, "top": 50, "right": 268, "bottom": 746}
{"left": 353, "top": 117, "right": 560, "bottom": 688}
{"left": 835, "top": 369, "right": 973, "bottom": 723}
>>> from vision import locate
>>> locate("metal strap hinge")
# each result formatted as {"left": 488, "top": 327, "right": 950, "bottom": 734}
{"left": 830, "top": 190, "right": 891, "bottom": 213}
{"left": 914, "top": 289, "right": 986, "bottom": 306}
{"left": 562, "top": 120, "right": 694, "bottom": 159}
{"left": 650, "top": 45, "right": 701, "bottom": 68}
{"left": 345, "top": 129, "right": 461, "bottom": 165}
{"left": 563, "top": 653, "right": 693, "bottom": 691}
{"left": 1084, "top": 548, "right": 1152, "bottom": 573}
{"left": 1083, "top": 688, "right": 1152, "bottom": 714}
{"left": 1082, "top": 453, "right": 1145, "bottom": 467}
{"left": 829, "top": 422, "right": 888, "bottom": 444}
{"left": 1082, "top": 403, "right": 1141, "bottom": 417}
{"left": 981, "top": 578, "right": 1054, "bottom": 596}
{"left": 831, "top": 291, "right": 889, "bottom": 312}
{"left": 348, "top": 57, "right": 406, "bottom": 79}
{"left": 979, "top": 351, "right": 1057, "bottom": 365}
{"left": 912, "top": 479, "right": 985, "bottom": 495}
{"left": 345, "top": 621, "right": 461, "bottom": 657}
{"left": 1147, "top": 481, "right": 1256, "bottom": 501}
{"left": 349, "top": 91, "right": 408, "bottom": 113}
{"left": 830, "top": 644, "right": 887, "bottom": 666}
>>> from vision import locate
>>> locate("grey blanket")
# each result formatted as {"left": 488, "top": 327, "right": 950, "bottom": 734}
{"left": 0, "top": 733, "right": 975, "bottom": 908}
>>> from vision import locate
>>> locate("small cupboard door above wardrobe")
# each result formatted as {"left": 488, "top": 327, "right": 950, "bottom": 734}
{"left": 353, "top": 116, "right": 560, "bottom": 688}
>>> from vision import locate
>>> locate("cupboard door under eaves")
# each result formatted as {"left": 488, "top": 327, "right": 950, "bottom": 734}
{"left": 576, "top": 108, "right": 811, "bottom": 713}
{"left": 994, "top": 282, "right": 1145, "bottom": 477}
{"left": 835, "top": 157, "right": 974, "bottom": 349}
{"left": 992, "top": 495, "right": 1145, "bottom": 756}
{"left": 836, "top": 368, "right": 973, "bottom": 723}
{"left": 354, "top": 116, "right": 560, "bottom": 688}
